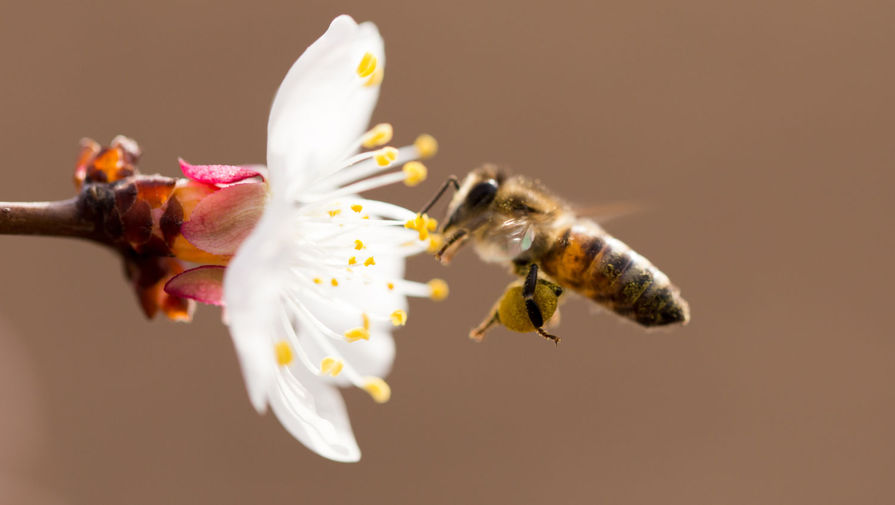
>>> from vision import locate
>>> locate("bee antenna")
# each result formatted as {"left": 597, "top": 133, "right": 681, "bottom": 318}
{"left": 418, "top": 176, "right": 460, "bottom": 216}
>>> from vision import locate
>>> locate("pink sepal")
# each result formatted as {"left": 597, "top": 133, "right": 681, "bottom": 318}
{"left": 179, "top": 158, "right": 266, "bottom": 184}
{"left": 164, "top": 265, "right": 226, "bottom": 305}
{"left": 181, "top": 182, "right": 266, "bottom": 255}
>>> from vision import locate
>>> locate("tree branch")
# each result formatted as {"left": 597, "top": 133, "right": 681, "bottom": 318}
{"left": 0, "top": 198, "right": 97, "bottom": 239}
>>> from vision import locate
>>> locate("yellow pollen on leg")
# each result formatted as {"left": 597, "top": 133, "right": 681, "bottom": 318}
{"left": 364, "top": 256, "right": 376, "bottom": 267}
{"left": 428, "top": 279, "right": 449, "bottom": 301}
{"left": 362, "top": 377, "right": 391, "bottom": 403}
{"left": 274, "top": 341, "right": 293, "bottom": 366}
{"left": 373, "top": 146, "right": 398, "bottom": 167}
{"left": 414, "top": 134, "right": 438, "bottom": 159}
{"left": 348, "top": 256, "right": 358, "bottom": 266}
{"left": 356, "top": 52, "right": 377, "bottom": 78}
{"left": 390, "top": 310, "right": 407, "bottom": 326}
{"left": 361, "top": 123, "right": 393, "bottom": 148}
{"left": 320, "top": 357, "right": 344, "bottom": 377}
{"left": 351, "top": 204, "right": 363, "bottom": 213}
{"left": 402, "top": 161, "right": 428, "bottom": 186}
{"left": 354, "top": 239, "right": 365, "bottom": 250}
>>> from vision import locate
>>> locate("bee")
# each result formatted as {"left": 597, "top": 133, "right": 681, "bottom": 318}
{"left": 431, "top": 164, "right": 690, "bottom": 344}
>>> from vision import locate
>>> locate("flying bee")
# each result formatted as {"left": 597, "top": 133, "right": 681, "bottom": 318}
{"left": 427, "top": 164, "right": 690, "bottom": 344}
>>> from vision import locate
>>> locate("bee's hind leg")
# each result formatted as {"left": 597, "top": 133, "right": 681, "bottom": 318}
{"left": 523, "top": 264, "right": 562, "bottom": 346}
{"left": 469, "top": 300, "right": 501, "bottom": 343}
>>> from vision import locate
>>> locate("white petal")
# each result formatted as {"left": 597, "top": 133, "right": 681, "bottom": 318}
{"left": 268, "top": 15, "right": 384, "bottom": 194}
{"left": 269, "top": 365, "right": 361, "bottom": 462}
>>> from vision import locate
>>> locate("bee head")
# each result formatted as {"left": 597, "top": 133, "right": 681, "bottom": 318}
{"left": 442, "top": 164, "right": 504, "bottom": 236}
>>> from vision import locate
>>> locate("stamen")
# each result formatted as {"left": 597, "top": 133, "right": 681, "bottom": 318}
{"left": 402, "top": 161, "right": 427, "bottom": 186}
{"left": 390, "top": 310, "right": 407, "bottom": 326}
{"left": 354, "top": 239, "right": 365, "bottom": 250}
{"left": 364, "top": 256, "right": 376, "bottom": 266}
{"left": 328, "top": 209, "right": 341, "bottom": 217}
{"left": 344, "top": 327, "right": 370, "bottom": 342}
{"left": 364, "top": 67, "right": 384, "bottom": 87}
{"left": 320, "top": 357, "right": 344, "bottom": 377}
{"left": 404, "top": 213, "right": 438, "bottom": 240}
{"left": 348, "top": 256, "right": 357, "bottom": 266}
{"left": 331, "top": 278, "right": 339, "bottom": 287}
{"left": 351, "top": 204, "right": 363, "bottom": 213}
{"left": 313, "top": 277, "right": 322, "bottom": 284}
{"left": 427, "top": 279, "right": 449, "bottom": 301}
{"left": 356, "top": 52, "right": 377, "bottom": 78}
{"left": 373, "top": 147, "right": 398, "bottom": 167}
{"left": 387, "top": 282, "right": 395, "bottom": 291}
{"left": 362, "top": 377, "right": 391, "bottom": 403}
{"left": 361, "top": 123, "right": 393, "bottom": 148}
{"left": 414, "top": 134, "right": 438, "bottom": 159}
{"left": 274, "top": 341, "right": 293, "bottom": 366}
{"left": 427, "top": 234, "right": 444, "bottom": 254}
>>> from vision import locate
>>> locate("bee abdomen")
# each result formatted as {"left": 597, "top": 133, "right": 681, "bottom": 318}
{"left": 540, "top": 223, "right": 690, "bottom": 327}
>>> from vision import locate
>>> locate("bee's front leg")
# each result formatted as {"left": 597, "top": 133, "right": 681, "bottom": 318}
{"left": 469, "top": 299, "right": 501, "bottom": 343}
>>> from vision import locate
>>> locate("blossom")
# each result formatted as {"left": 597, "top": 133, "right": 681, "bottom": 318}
{"left": 166, "top": 15, "right": 446, "bottom": 461}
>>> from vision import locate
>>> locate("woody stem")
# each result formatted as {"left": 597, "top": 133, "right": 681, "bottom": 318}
{"left": 0, "top": 198, "right": 97, "bottom": 239}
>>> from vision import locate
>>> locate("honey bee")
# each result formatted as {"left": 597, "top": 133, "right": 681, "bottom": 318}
{"left": 432, "top": 164, "right": 690, "bottom": 343}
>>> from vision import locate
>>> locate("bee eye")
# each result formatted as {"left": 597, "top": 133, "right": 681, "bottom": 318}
{"left": 466, "top": 180, "right": 498, "bottom": 208}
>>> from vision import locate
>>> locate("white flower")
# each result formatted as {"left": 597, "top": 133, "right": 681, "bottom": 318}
{"left": 221, "top": 15, "right": 445, "bottom": 462}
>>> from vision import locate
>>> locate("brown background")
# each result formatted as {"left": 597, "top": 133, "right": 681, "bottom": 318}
{"left": 1, "top": 0, "right": 893, "bottom": 503}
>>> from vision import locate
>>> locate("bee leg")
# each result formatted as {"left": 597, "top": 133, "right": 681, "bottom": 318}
{"left": 522, "top": 264, "right": 562, "bottom": 346}
{"left": 535, "top": 327, "right": 562, "bottom": 346}
{"left": 435, "top": 229, "right": 468, "bottom": 265}
{"left": 469, "top": 301, "right": 501, "bottom": 343}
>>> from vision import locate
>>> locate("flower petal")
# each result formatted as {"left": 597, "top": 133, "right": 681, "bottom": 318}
{"left": 179, "top": 158, "right": 266, "bottom": 185}
{"left": 267, "top": 15, "right": 384, "bottom": 193}
{"left": 269, "top": 365, "right": 361, "bottom": 462}
{"left": 181, "top": 182, "right": 267, "bottom": 255}
{"left": 164, "top": 266, "right": 226, "bottom": 305}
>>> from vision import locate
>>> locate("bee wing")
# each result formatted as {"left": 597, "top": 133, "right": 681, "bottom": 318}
{"left": 491, "top": 217, "right": 538, "bottom": 260}
{"left": 573, "top": 201, "right": 645, "bottom": 224}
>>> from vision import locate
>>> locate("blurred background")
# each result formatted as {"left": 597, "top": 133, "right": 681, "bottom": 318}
{"left": 1, "top": 0, "right": 893, "bottom": 503}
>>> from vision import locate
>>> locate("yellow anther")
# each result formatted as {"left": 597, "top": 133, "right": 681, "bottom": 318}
{"left": 362, "top": 312, "right": 370, "bottom": 330}
{"left": 387, "top": 282, "right": 395, "bottom": 291}
{"left": 364, "top": 67, "right": 384, "bottom": 87}
{"left": 373, "top": 146, "right": 398, "bottom": 167}
{"left": 320, "top": 357, "right": 344, "bottom": 377}
{"left": 362, "top": 377, "right": 391, "bottom": 403}
{"left": 404, "top": 213, "right": 437, "bottom": 240}
{"left": 414, "top": 134, "right": 438, "bottom": 159}
{"left": 351, "top": 204, "right": 363, "bottom": 213}
{"left": 362, "top": 215, "right": 370, "bottom": 219}
{"left": 274, "top": 341, "right": 293, "bottom": 366}
{"left": 356, "top": 52, "right": 377, "bottom": 78}
{"left": 402, "top": 161, "right": 428, "bottom": 186}
{"left": 313, "top": 277, "right": 322, "bottom": 284}
{"left": 428, "top": 278, "right": 449, "bottom": 301}
{"left": 427, "top": 233, "right": 444, "bottom": 254}
{"left": 348, "top": 256, "right": 358, "bottom": 266}
{"left": 344, "top": 327, "right": 370, "bottom": 342}
{"left": 331, "top": 278, "right": 339, "bottom": 287}
{"left": 354, "top": 239, "right": 365, "bottom": 250}
{"left": 364, "top": 256, "right": 376, "bottom": 267}
{"left": 390, "top": 309, "right": 407, "bottom": 326}
{"left": 361, "top": 123, "right": 393, "bottom": 148}
{"left": 328, "top": 209, "right": 341, "bottom": 217}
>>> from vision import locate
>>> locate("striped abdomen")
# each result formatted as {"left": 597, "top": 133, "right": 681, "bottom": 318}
{"left": 538, "top": 220, "right": 689, "bottom": 327}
